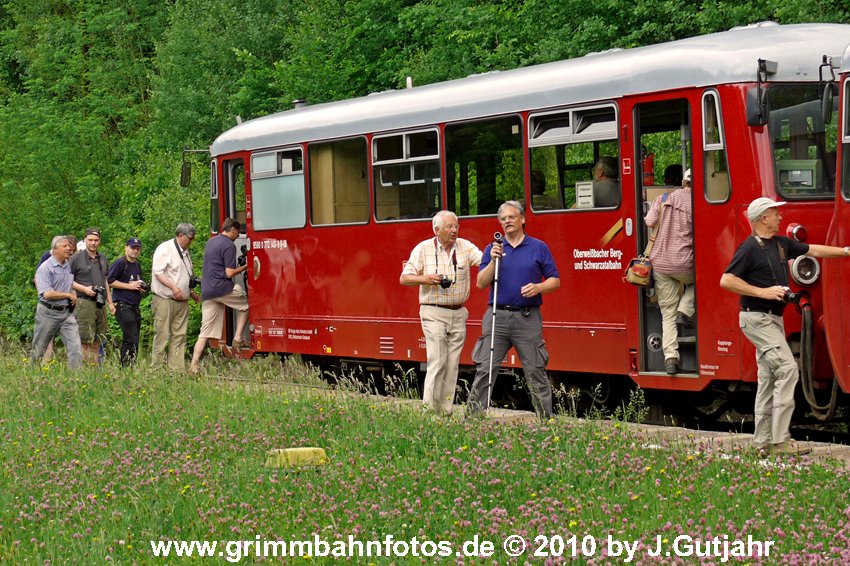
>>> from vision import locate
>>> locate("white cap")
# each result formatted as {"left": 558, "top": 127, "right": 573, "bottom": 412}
{"left": 747, "top": 197, "right": 786, "bottom": 222}
{"left": 683, "top": 168, "right": 691, "bottom": 182}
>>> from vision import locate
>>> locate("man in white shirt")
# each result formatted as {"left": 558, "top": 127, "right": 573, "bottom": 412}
{"left": 150, "top": 223, "right": 199, "bottom": 370}
{"left": 401, "top": 211, "right": 483, "bottom": 415}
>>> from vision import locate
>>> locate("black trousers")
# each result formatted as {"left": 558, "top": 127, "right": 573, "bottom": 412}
{"left": 115, "top": 302, "right": 141, "bottom": 367}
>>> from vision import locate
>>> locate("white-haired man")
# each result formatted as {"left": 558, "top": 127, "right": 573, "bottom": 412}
{"left": 721, "top": 197, "right": 850, "bottom": 455}
{"left": 401, "top": 210, "right": 483, "bottom": 415}
{"left": 32, "top": 235, "right": 83, "bottom": 369}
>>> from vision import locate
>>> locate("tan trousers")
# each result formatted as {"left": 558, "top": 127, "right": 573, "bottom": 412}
{"left": 739, "top": 311, "right": 797, "bottom": 447}
{"left": 653, "top": 272, "right": 695, "bottom": 362}
{"left": 151, "top": 295, "right": 189, "bottom": 370}
{"left": 419, "top": 305, "right": 469, "bottom": 415}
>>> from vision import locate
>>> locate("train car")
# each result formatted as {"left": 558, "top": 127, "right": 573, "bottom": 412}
{"left": 207, "top": 22, "right": 850, "bottom": 419}
{"left": 820, "top": 40, "right": 850, "bottom": 420}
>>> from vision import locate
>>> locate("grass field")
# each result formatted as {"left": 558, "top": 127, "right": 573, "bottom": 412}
{"left": 2, "top": 347, "right": 849, "bottom": 564}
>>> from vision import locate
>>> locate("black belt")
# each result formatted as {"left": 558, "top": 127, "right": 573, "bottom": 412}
{"left": 422, "top": 303, "right": 464, "bottom": 310}
{"left": 496, "top": 305, "right": 538, "bottom": 311}
{"left": 39, "top": 300, "right": 69, "bottom": 311}
{"left": 116, "top": 301, "right": 140, "bottom": 310}
{"left": 743, "top": 306, "right": 784, "bottom": 317}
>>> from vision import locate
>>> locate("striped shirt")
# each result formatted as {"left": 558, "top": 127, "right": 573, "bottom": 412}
{"left": 645, "top": 187, "right": 694, "bottom": 274}
{"left": 401, "top": 237, "right": 483, "bottom": 306}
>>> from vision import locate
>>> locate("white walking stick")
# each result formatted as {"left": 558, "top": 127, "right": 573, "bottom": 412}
{"left": 486, "top": 232, "right": 502, "bottom": 412}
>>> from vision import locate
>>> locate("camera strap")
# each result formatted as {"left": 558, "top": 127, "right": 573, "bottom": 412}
{"left": 433, "top": 238, "right": 457, "bottom": 283}
{"left": 753, "top": 235, "right": 789, "bottom": 286}
{"left": 173, "top": 238, "right": 194, "bottom": 275}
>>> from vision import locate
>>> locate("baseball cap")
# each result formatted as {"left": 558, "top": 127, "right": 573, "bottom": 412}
{"left": 746, "top": 197, "right": 786, "bottom": 222}
{"left": 85, "top": 228, "right": 101, "bottom": 237}
{"left": 682, "top": 168, "right": 691, "bottom": 182}
{"left": 126, "top": 237, "right": 142, "bottom": 248}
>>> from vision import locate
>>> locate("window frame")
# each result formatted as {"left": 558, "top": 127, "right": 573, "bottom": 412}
{"left": 373, "top": 128, "right": 442, "bottom": 222}
{"left": 308, "top": 136, "right": 371, "bottom": 227}
{"left": 528, "top": 103, "right": 618, "bottom": 148}
{"left": 249, "top": 146, "right": 306, "bottom": 231}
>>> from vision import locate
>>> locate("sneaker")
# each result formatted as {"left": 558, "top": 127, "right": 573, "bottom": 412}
{"left": 664, "top": 358, "right": 680, "bottom": 375}
{"left": 770, "top": 440, "right": 812, "bottom": 455}
{"left": 676, "top": 312, "right": 695, "bottom": 329}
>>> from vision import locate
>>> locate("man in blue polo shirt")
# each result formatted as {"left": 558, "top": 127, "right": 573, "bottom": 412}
{"left": 189, "top": 218, "right": 249, "bottom": 374}
{"left": 466, "top": 200, "right": 560, "bottom": 419}
{"left": 32, "top": 235, "right": 83, "bottom": 369}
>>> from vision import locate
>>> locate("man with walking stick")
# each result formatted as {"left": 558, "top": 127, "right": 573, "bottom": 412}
{"left": 465, "top": 201, "right": 560, "bottom": 420}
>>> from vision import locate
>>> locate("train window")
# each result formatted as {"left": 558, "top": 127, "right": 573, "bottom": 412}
{"left": 209, "top": 160, "right": 219, "bottom": 233}
{"left": 446, "top": 116, "right": 523, "bottom": 216}
{"left": 528, "top": 105, "right": 619, "bottom": 210}
{"left": 310, "top": 138, "right": 369, "bottom": 225}
{"left": 373, "top": 129, "right": 440, "bottom": 221}
{"left": 250, "top": 148, "right": 305, "bottom": 230}
{"left": 768, "top": 84, "right": 836, "bottom": 199}
{"left": 702, "top": 91, "right": 730, "bottom": 203}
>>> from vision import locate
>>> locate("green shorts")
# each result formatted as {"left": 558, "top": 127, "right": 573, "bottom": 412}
{"left": 74, "top": 298, "right": 108, "bottom": 344}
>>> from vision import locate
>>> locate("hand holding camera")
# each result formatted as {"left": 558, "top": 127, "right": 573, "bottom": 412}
{"left": 782, "top": 287, "right": 801, "bottom": 305}
{"left": 92, "top": 285, "right": 107, "bottom": 307}
{"left": 237, "top": 245, "right": 248, "bottom": 268}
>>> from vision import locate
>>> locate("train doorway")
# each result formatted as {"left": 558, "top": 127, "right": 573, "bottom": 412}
{"left": 221, "top": 158, "right": 250, "bottom": 349}
{"left": 633, "top": 99, "right": 697, "bottom": 375}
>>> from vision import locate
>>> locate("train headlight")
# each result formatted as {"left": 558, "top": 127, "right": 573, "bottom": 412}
{"left": 790, "top": 255, "right": 820, "bottom": 286}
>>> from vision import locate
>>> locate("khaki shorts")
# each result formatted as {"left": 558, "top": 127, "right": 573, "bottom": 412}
{"left": 198, "top": 285, "right": 249, "bottom": 339}
{"left": 75, "top": 297, "right": 108, "bottom": 344}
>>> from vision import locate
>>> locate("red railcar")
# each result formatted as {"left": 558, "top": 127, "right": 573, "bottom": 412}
{"left": 208, "top": 23, "right": 850, "bottom": 418}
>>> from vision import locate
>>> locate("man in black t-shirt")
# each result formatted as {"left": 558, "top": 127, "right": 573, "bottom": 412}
{"left": 108, "top": 238, "right": 147, "bottom": 367}
{"left": 721, "top": 197, "right": 850, "bottom": 456}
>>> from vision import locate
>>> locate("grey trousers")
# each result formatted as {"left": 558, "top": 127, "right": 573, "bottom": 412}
{"left": 466, "top": 307, "right": 552, "bottom": 419}
{"left": 31, "top": 303, "right": 83, "bottom": 369}
{"left": 739, "top": 311, "right": 797, "bottom": 446}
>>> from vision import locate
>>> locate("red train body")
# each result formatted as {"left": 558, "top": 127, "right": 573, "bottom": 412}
{"left": 207, "top": 23, "right": 850, "bottom": 418}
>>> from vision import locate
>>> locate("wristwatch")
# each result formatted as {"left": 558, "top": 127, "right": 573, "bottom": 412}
{"left": 844, "top": 246, "right": 850, "bottom": 257}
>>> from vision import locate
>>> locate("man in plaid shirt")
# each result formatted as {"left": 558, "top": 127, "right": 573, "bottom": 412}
{"left": 400, "top": 211, "right": 483, "bottom": 415}
{"left": 645, "top": 168, "right": 695, "bottom": 375}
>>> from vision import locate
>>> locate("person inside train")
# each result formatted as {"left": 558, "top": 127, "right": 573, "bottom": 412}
{"left": 645, "top": 168, "right": 695, "bottom": 375}
{"left": 663, "top": 164, "right": 683, "bottom": 187}
{"left": 530, "top": 169, "right": 563, "bottom": 210}
{"left": 592, "top": 156, "right": 619, "bottom": 207}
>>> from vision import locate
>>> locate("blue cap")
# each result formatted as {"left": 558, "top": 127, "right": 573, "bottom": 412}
{"left": 126, "top": 237, "right": 142, "bottom": 248}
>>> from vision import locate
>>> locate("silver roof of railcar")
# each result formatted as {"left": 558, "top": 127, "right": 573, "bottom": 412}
{"left": 211, "top": 22, "right": 850, "bottom": 156}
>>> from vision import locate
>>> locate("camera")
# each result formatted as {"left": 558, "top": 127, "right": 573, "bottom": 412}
{"left": 139, "top": 280, "right": 149, "bottom": 292}
{"left": 438, "top": 275, "right": 453, "bottom": 289}
{"left": 237, "top": 244, "right": 248, "bottom": 268}
{"left": 782, "top": 289, "right": 801, "bottom": 305}
{"left": 189, "top": 275, "right": 201, "bottom": 290}
{"left": 92, "top": 285, "right": 107, "bottom": 308}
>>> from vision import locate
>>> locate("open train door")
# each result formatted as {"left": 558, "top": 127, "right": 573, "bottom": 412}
{"left": 822, "top": 73, "right": 850, "bottom": 393}
{"left": 218, "top": 157, "right": 252, "bottom": 356}
{"left": 632, "top": 98, "right": 697, "bottom": 375}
